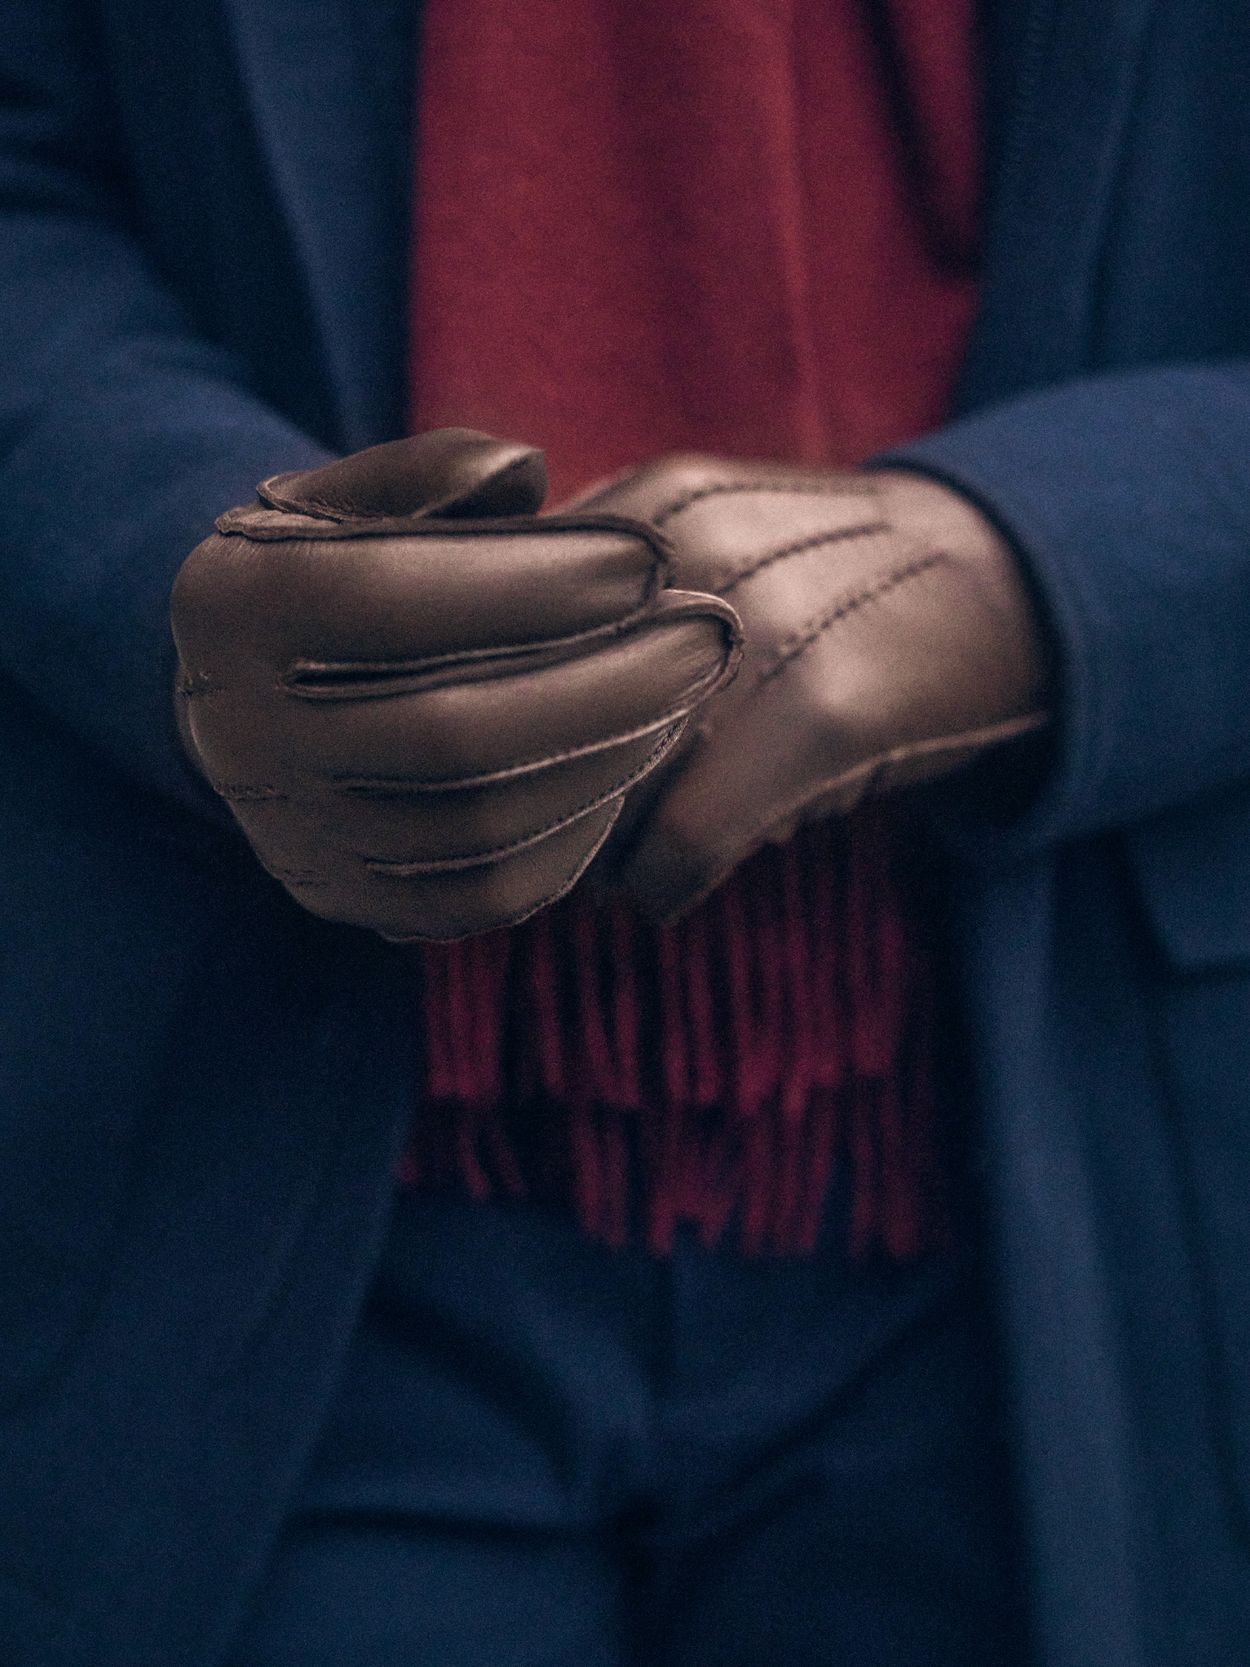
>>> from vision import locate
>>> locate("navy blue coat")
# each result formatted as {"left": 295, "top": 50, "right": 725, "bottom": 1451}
{"left": 2, "top": 2, "right": 1249, "bottom": 1662}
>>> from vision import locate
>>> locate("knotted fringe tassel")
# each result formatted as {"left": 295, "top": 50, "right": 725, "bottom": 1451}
{"left": 405, "top": 811, "right": 948, "bottom": 1259}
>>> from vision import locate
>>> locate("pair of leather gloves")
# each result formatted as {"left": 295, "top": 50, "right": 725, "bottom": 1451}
{"left": 171, "top": 430, "right": 1049, "bottom": 940}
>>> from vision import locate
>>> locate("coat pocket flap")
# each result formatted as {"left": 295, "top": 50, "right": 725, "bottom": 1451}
{"left": 1126, "top": 789, "right": 1250, "bottom": 970}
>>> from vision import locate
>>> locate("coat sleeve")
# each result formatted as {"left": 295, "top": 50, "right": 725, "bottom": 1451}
{"left": 887, "top": 363, "right": 1250, "bottom": 854}
{"left": 0, "top": 0, "right": 332, "bottom": 822}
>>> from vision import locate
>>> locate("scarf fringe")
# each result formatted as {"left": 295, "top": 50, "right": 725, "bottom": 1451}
{"left": 405, "top": 814, "right": 948, "bottom": 1259}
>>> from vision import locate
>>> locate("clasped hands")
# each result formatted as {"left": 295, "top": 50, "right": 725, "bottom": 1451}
{"left": 171, "top": 430, "right": 1049, "bottom": 940}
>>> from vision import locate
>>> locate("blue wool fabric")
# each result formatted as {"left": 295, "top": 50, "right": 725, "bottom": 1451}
{"left": 227, "top": 1189, "right": 1029, "bottom": 1667}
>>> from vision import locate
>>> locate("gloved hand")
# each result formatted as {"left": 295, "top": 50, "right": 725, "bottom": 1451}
{"left": 575, "top": 455, "right": 1051, "bottom": 919}
{"left": 170, "top": 431, "right": 741, "bottom": 940}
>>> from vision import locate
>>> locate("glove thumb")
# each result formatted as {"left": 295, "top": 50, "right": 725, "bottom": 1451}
{"left": 254, "top": 428, "right": 548, "bottom": 523}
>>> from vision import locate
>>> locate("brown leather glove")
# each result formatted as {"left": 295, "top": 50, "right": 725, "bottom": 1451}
{"left": 575, "top": 455, "right": 1051, "bottom": 919}
{"left": 170, "top": 431, "right": 740, "bottom": 940}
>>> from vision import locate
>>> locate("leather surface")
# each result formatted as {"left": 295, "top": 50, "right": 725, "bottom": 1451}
{"left": 577, "top": 456, "right": 1050, "bottom": 918}
{"left": 171, "top": 432, "right": 741, "bottom": 939}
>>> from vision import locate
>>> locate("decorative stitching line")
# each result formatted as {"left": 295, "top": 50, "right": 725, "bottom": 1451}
{"left": 379, "top": 800, "right": 622, "bottom": 944}
{"left": 758, "top": 551, "right": 949, "bottom": 688}
{"left": 363, "top": 722, "right": 683, "bottom": 875}
{"left": 653, "top": 479, "right": 877, "bottom": 528}
{"left": 213, "top": 782, "right": 287, "bottom": 803}
{"left": 214, "top": 510, "right": 671, "bottom": 568}
{"left": 259, "top": 450, "right": 540, "bottom": 524}
{"left": 326, "top": 633, "right": 737, "bottom": 792}
{"left": 277, "top": 593, "right": 667, "bottom": 700}
{"left": 683, "top": 548, "right": 949, "bottom": 762}
{"left": 718, "top": 520, "right": 886, "bottom": 596}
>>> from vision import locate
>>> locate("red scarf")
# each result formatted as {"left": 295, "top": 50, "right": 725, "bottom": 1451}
{"left": 402, "top": 0, "right": 981, "bottom": 1256}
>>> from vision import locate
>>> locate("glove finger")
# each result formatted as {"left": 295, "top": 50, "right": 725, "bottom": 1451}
{"left": 218, "top": 720, "right": 683, "bottom": 874}
{"left": 174, "top": 519, "right": 672, "bottom": 675}
{"left": 272, "top": 799, "right": 622, "bottom": 942}
{"left": 610, "top": 671, "right": 849, "bottom": 921}
{"left": 257, "top": 430, "right": 549, "bottom": 522}
{"left": 274, "top": 590, "right": 739, "bottom": 787}
{"left": 328, "top": 721, "right": 685, "bottom": 871}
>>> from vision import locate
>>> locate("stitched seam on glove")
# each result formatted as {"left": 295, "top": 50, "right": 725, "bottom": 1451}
{"left": 319, "top": 650, "right": 734, "bottom": 794}
{"left": 758, "top": 550, "right": 949, "bottom": 687}
{"left": 362, "top": 724, "right": 685, "bottom": 874}
{"left": 213, "top": 509, "right": 672, "bottom": 562}
{"left": 683, "top": 549, "right": 948, "bottom": 755}
{"left": 277, "top": 598, "right": 672, "bottom": 698}
{"left": 257, "top": 451, "right": 540, "bottom": 523}
{"left": 653, "top": 479, "right": 878, "bottom": 528}
{"left": 379, "top": 808, "right": 621, "bottom": 944}
{"left": 202, "top": 669, "right": 708, "bottom": 802}
{"left": 211, "top": 782, "right": 287, "bottom": 802}
{"left": 718, "top": 520, "right": 887, "bottom": 596}
{"left": 179, "top": 673, "right": 228, "bottom": 697}
{"left": 748, "top": 717, "right": 1049, "bottom": 844}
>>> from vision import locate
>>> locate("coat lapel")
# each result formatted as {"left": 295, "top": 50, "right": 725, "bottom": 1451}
{"left": 216, "top": 0, "right": 414, "bottom": 450}
{"left": 960, "top": 0, "right": 1161, "bottom": 409}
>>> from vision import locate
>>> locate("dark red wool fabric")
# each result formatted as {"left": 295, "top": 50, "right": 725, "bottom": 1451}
{"left": 402, "top": 0, "right": 982, "bottom": 1256}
